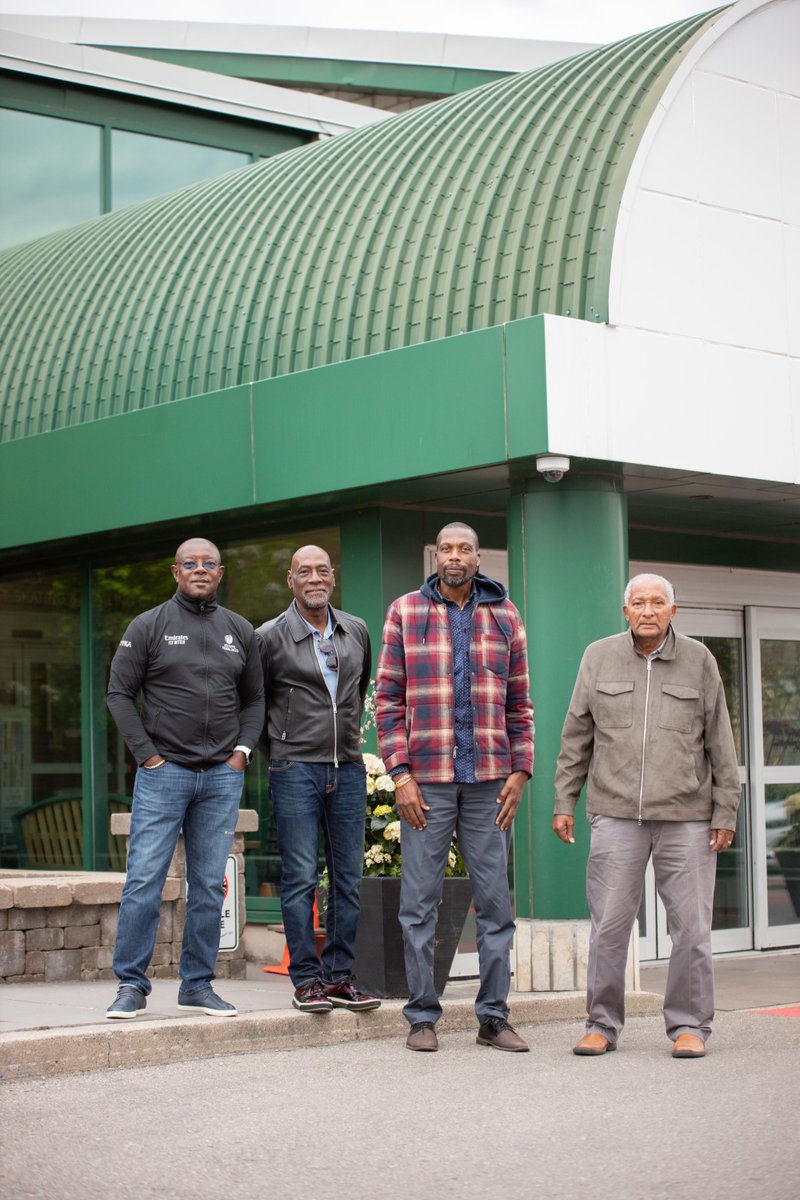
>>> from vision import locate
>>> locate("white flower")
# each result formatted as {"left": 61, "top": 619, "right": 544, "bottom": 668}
{"left": 375, "top": 774, "right": 395, "bottom": 794}
{"left": 362, "top": 752, "right": 385, "bottom": 776}
{"left": 384, "top": 821, "right": 402, "bottom": 843}
{"left": 366, "top": 775, "right": 377, "bottom": 795}
{"left": 364, "top": 844, "right": 393, "bottom": 867}
{"left": 448, "top": 848, "right": 457, "bottom": 869}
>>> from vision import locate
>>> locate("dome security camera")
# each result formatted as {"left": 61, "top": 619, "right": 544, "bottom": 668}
{"left": 536, "top": 454, "right": 570, "bottom": 484}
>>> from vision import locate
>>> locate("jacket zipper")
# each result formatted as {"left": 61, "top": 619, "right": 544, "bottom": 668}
{"left": 281, "top": 687, "right": 294, "bottom": 741}
{"left": 637, "top": 658, "right": 653, "bottom": 824}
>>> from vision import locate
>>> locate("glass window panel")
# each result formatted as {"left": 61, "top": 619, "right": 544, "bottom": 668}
{"left": 765, "top": 783, "right": 800, "bottom": 927}
{"left": 92, "top": 556, "right": 174, "bottom": 826}
{"left": 0, "top": 570, "right": 82, "bottom": 868}
{"left": 111, "top": 130, "right": 249, "bottom": 209}
{"left": 0, "top": 108, "right": 102, "bottom": 250}
{"left": 761, "top": 639, "right": 800, "bottom": 766}
{"left": 712, "top": 785, "right": 749, "bottom": 930}
{"left": 690, "top": 635, "right": 744, "bottom": 764}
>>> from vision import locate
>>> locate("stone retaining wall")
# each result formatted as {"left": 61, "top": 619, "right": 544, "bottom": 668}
{"left": 0, "top": 810, "right": 258, "bottom": 984}
{"left": 513, "top": 918, "right": 640, "bottom": 992}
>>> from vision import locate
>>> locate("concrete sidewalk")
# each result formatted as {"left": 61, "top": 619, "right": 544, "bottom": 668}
{"left": 1, "top": 950, "right": 797, "bottom": 1081}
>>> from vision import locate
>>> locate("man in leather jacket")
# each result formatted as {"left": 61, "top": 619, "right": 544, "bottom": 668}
{"left": 256, "top": 544, "right": 379, "bottom": 1014}
{"left": 105, "top": 538, "right": 264, "bottom": 1020}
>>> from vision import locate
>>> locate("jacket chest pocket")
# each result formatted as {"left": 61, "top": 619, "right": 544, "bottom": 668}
{"left": 595, "top": 681, "right": 634, "bottom": 728}
{"left": 658, "top": 683, "right": 699, "bottom": 733}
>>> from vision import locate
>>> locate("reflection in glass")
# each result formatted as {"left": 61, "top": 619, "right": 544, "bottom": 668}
{"left": 712, "top": 786, "right": 749, "bottom": 930}
{"left": 761, "top": 639, "right": 800, "bottom": 766}
{"left": 691, "top": 635, "right": 744, "bottom": 764}
{"left": 0, "top": 570, "right": 82, "bottom": 868}
{"left": 92, "top": 555, "right": 174, "bottom": 869}
{"left": 112, "top": 130, "right": 249, "bottom": 209}
{"left": 765, "top": 783, "right": 800, "bottom": 926}
{"left": 0, "top": 108, "right": 102, "bottom": 249}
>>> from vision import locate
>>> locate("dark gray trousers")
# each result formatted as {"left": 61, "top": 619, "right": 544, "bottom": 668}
{"left": 399, "top": 780, "right": 514, "bottom": 1026}
{"left": 586, "top": 813, "right": 718, "bottom": 1044}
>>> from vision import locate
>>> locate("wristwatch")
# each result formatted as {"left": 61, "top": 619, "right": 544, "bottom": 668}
{"left": 233, "top": 744, "right": 252, "bottom": 765}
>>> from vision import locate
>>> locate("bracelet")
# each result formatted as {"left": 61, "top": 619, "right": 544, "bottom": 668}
{"left": 393, "top": 773, "right": 412, "bottom": 787}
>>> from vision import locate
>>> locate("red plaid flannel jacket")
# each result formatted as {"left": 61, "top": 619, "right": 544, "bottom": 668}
{"left": 376, "top": 578, "right": 534, "bottom": 783}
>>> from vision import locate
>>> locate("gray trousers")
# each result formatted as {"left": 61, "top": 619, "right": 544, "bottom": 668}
{"left": 586, "top": 813, "right": 718, "bottom": 1044}
{"left": 399, "top": 780, "right": 514, "bottom": 1026}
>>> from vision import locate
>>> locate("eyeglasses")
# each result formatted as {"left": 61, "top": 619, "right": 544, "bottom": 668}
{"left": 318, "top": 637, "right": 338, "bottom": 670}
{"left": 178, "top": 560, "right": 220, "bottom": 572}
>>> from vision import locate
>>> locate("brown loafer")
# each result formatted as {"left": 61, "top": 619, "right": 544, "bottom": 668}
{"left": 672, "top": 1033, "right": 705, "bottom": 1058}
{"left": 573, "top": 1032, "right": 616, "bottom": 1056}
{"left": 406, "top": 1021, "right": 438, "bottom": 1052}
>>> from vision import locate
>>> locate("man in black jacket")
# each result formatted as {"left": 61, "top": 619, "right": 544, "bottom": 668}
{"left": 256, "top": 544, "right": 379, "bottom": 1013}
{"left": 105, "top": 538, "right": 264, "bottom": 1019}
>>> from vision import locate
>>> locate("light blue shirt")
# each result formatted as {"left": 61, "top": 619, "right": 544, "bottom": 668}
{"left": 300, "top": 610, "right": 338, "bottom": 701}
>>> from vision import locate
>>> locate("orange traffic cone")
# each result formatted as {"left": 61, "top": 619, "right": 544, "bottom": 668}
{"left": 263, "top": 895, "right": 324, "bottom": 975}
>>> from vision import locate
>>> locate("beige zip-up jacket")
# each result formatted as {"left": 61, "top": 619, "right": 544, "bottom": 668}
{"left": 554, "top": 627, "right": 740, "bottom": 831}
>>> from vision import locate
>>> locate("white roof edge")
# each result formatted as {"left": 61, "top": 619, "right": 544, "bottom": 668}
{"left": 0, "top": 15, "right": 596, "bottom": 72}
{"left": 0, "top": 29, "right": 389, "bottom": 136}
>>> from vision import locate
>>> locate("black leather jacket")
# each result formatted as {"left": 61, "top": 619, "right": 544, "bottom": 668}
{"left": 255, "top": 602, "right": 371, "bottom": 765}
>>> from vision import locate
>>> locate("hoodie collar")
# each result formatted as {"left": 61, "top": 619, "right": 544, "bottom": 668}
{"left": 421, "top": 571, "right": 507, "bottom": 605}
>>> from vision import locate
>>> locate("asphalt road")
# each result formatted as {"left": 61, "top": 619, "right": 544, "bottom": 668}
{"left": 1, "top": 1010, "right": 797, "bottom": 1200}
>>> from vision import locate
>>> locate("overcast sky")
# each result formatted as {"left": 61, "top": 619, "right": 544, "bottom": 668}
{"left": 0, "top": 1, "right": 717, "bottom": 43}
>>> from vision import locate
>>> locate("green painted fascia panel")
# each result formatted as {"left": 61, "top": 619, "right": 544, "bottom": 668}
{"left": 504, "top": 315, "right": 548, "bottom": 458}
{"left": 0, "top": 386, "right": 254, "bottom": 550}
{"left": 251, "top": 326, "right": 508, "bottom": 503}
{"left": 95, "top": 46, "right": 507, "bottom": 97}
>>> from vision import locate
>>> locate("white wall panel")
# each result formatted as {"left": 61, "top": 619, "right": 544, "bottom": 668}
{"left": 778, "top": 95, "right": 800, "bottom": 224}
{"left": 601, "top": 0, "right": 799, "bottom": 488}
{"left": 544, "top": 316, "right": 799, "bottom": 484}
{"left": 698, "top": 206, "right": 787, "bottom": 352}
{"left": 692, "top": 71, "right": 781, "bottom": 219}
{"left": 698, "top": 0, "right": 800, "bottom": 95}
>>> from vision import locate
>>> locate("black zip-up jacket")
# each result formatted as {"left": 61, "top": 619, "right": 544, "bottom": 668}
{"left": 255, "top": 601, "right": 371, "bottom": 765}
{"left": 107, "top": 589, "right": 265, "bottom": 768}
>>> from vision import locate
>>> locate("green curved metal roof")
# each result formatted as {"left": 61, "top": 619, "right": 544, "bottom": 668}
{"left": 0, "top": 9, "right": 722, "bottom": 443}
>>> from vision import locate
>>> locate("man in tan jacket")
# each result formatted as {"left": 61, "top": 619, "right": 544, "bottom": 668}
{"left": 553, "top": 573, "right": 740, "bottom": 1059}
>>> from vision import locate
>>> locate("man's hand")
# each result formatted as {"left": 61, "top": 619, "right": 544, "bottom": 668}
{"left": 142, "top": 755, "right": 166, "bottom": 769}
{"left": 226, "top": 750, "right": 248, "bottom": 772}
{"left": 394, "top": 777, "right": 430, "bottom": 830}
{"left": 495, "top": 771, "right": 528, "bottom": 830}
{"left": 552, "top": 814, "right": 575, "bottom": 844}
{"left": 709, "top": 828, "right": 734, "bottom": 853}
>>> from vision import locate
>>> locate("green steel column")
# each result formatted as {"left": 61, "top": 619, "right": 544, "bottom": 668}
{"left": 507, "top": 472, "right": 628, "bottom": 919}
{"left": 79, "top": 567, "right": 96, "bottom": 869}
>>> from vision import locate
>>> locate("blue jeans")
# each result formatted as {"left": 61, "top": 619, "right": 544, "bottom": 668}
{"left": 269, "top": 759, "right": 366, "bottom": 987}
{"left": 114, "top": 760, "right": 244, "bottom": 995}
{"left": 400, "top": 780, "right": 515, "bottom": 1026}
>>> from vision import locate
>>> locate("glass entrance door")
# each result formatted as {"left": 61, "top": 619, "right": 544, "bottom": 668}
{"left": 747, "top": 608, "right": 800, "bottom": 948}
{"left": 639, "top": 609, "right": 752, "bottom": 959}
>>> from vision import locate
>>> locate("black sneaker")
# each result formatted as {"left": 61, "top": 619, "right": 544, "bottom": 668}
{"left": 292, "top": 978, "right": 334, "bottom": 1013}
{"left": 106, "top": 984, "right": 147, "bottom": 1020}
{"left": 177, "top": 984, "right": 237, "bottom": 1016}
{"left": 323, "top": 978, "right": 381, "bottom": 1011}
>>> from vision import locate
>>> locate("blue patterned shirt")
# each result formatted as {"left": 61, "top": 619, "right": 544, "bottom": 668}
{"left": 434, "top": 580, "right": 477, "bottom": 783}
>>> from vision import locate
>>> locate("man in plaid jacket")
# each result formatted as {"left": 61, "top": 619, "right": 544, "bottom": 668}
{"left": 376, "top": 522, "right": 534, "bottom": 1053}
